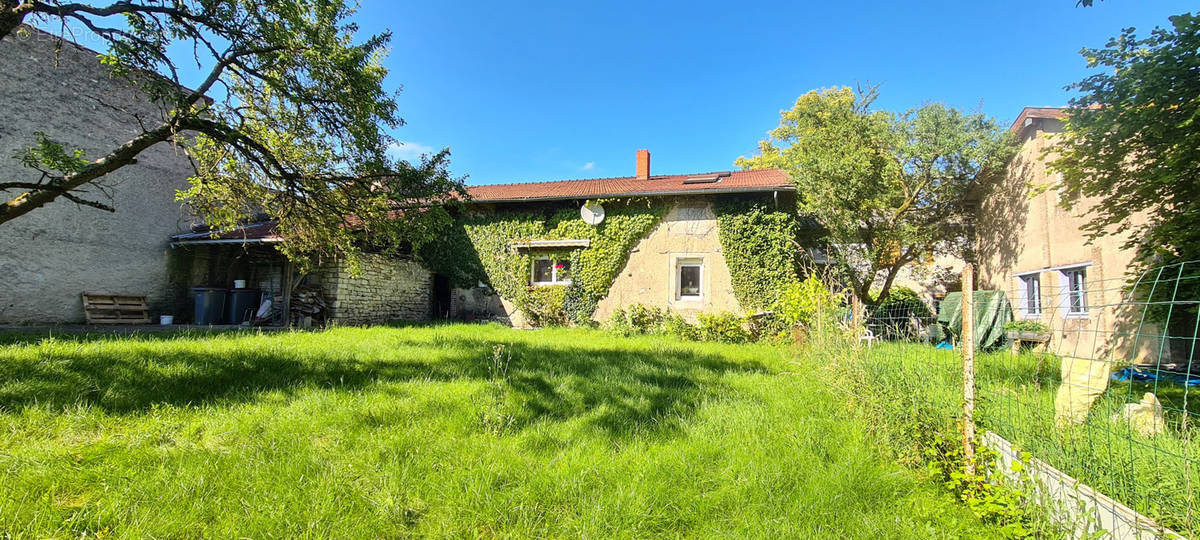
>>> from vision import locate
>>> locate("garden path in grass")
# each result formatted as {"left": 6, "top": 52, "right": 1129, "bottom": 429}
{"left": 0, "top": 324, "right": 999, "bottom": 538}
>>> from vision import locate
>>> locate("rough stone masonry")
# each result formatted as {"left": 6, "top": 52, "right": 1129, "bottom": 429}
{"left": 322, "top": 253, "right": 432, "bottom": 325}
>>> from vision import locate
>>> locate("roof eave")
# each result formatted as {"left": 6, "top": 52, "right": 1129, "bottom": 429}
{"left": 169, "top": 237, "right": 283, "bottom": 247}
{"left": 467, "top": 185, "right": 796, "bottom": 204}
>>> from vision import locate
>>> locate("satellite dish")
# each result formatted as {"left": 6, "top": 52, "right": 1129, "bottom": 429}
{"left": 581, "top": 202, "right": 605, "bottom": 226}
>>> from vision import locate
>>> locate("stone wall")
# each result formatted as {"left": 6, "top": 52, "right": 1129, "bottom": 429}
{"left": 0, "top": 28, "right": 194, "bottom": 323}
{"left": 323, "top": 254, "right": 431, "bottom": 325}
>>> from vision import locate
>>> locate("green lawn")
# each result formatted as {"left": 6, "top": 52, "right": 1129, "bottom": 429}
{"left": 0, "top": 324, "right": 997, "bottom": 538}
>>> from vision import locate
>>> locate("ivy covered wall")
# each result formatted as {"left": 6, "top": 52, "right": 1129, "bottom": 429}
{"left": 422, "top": 195, "right": 802, "bottom": 325}
{"left": 713, "top": 199, "right": 801, "bottom": 311}
{"left": 422, "top": 199, "right": 668, "bottom": 325}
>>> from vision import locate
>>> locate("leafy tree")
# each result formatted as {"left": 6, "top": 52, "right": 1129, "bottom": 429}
{"left": 1050, "top": 13, "right": 1200, "bottom": 271}
{"left": 0, "top": 1, "right": 464, "bottom": 268}
{"left": 736, "top": 87, "right": 1014, "bottom": 305}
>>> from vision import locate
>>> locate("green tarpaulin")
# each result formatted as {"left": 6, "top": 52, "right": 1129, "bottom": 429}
{"left": 934, "top": 290, "right": 1013, "bottom": 350}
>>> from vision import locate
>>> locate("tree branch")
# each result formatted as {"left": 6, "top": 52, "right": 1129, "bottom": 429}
{"left": 0, "top": 118, "right": 179, "bottom": 224}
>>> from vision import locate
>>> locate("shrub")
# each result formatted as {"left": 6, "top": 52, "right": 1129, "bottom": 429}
{"left": 868, "top": 287, "right": 933, "bottom": 340}
{"left": 695, "top": 312, "right": 751, "bottom": 344}
{"left": 521, "top": 285, "right": 569, "bottom": 327}
{"left": 746, "top": 311, "right": 791, "bottom": 343}
{"left": 1003, "top": 320, "right": 1050, "bottom": 334}
{"left": 606, "top": 307, "right": 633, "bottom": 335}
{"left": 627, "top": 304, "right": 666, "bottom": 333}
{"left": 661, "top": 313, "right": 698, "bottom": 340}
{"left": 873, "top": 287, "right": 932, "bottom": 317}
{"left": 562, "top": 282, "right": 598, "bottom": 327}
{"left": 604, "top": 307, "right": 753, "bottom": 344}
{"left": 774, "top": 275, "right": 846, "bottom": 329}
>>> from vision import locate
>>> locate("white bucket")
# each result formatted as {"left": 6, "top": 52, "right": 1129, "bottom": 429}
{"left": 233, "top": 279, "right": 247, "bottom": 289}
{"left": 160, "top": 315, "right": 174, "bottom": 326}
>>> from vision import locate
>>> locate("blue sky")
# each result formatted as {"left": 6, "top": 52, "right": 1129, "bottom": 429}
{"left": 356, "top": 1, "right": 1193, "bottom": 186}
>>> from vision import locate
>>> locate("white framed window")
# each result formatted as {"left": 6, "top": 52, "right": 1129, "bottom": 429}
{"left": 676, "top": 258, "right": 703, "bottom": 300}
{"left": 1059, "top": 266, "right": 1089, "bottom": 318}
{"left": 1016, "top": 272, "right": 1042, "bottom": 318}
{"left": 531, "top": 257, "right": 571, "bottom": 286}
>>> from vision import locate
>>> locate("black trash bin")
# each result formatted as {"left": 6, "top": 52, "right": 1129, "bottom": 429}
{"left": 226, "top": 289, "right": 261, "bottom": 325}
{"left": 193, "top": 287, "right": 227, "bottom": 325}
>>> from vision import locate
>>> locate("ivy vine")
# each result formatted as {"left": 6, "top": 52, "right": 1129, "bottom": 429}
{"left": 713, "top": 199, "right": 801, "bottom": 310}
{"left": 422, "top": 199, "right": 668, "bottom": 325}
{"left": 423, "top": 196, "right": 799, "bottom": 323}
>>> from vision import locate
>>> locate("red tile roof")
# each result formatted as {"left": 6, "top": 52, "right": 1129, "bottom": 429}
{"left": 465, "top": 169, "right": 793, "bottom": 203}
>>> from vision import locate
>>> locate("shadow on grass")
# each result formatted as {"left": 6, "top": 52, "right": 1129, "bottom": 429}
{"left": 0, "top": 328, "right": 281, "bottom": 347}
{"left": 0, "top": 329, "right": 767, "bottom": 439}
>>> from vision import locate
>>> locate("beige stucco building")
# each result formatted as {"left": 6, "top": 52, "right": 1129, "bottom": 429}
{"left": 446, "top": 151, "right": 795, "bottom": 327}
{"left": 976, "top": 107, "right": 1162, "bottom": 363}
{"left": 593, "top": 200, "right": 742, "bottom": 322}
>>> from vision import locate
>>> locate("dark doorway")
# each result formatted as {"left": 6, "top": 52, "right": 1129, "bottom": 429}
{"left": 432, "top": 274, "right": 452, "bottom": 320}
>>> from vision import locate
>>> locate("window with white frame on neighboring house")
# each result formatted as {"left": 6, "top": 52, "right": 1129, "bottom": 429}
{"left": 1060, "top": 266, "right": 1089, "bottom": 317}
{"left": 1017, "top": 273, "right": 1042, "bottom": 318}
{"left": 531, "top": 257, "right": 571, "bottom": 286}
{"left": 676, "top": 259, "right": 702, "bottom": 299}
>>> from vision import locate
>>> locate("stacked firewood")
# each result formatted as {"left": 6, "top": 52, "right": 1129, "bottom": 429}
{"left": 290, "top": 286, "right": 327, "bottom": 324}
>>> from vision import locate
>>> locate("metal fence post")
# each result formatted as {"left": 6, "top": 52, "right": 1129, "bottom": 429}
{"left": 961, "top": 263, "right": 977, "bottom": 476}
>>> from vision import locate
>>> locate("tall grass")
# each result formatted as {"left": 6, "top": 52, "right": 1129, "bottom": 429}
{"left": 0, "top": 324, "right": 996, "bottom": 538}
{"left": 823, "top": 337, "right": 1200, "bottom": 535}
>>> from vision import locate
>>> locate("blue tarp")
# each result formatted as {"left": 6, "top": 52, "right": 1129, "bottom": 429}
{"left": 1111, "top": 367, "right": 1200, "bottom": 387}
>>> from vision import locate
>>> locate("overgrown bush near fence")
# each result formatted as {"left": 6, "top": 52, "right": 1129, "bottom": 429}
{"left": 865, "top": 287, "right": 936, "bottom": 342}
{"left": 814, "top": 333, "right": 1061, "bottom": 536}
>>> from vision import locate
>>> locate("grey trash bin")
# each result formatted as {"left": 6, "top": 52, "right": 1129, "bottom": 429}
{"left": 193, "top": 287, "right": 227, "bottom": 325}
{"left": 226, "top": 289, "right": 261, "bottom": 325}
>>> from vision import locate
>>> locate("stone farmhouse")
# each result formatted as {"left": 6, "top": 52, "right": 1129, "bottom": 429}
{"left": 171, "top": 151, "right": 797, "bottom": 327}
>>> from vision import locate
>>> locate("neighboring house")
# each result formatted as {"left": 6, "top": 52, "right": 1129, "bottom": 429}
{"left": 976, "top": 106, "right": 1163, "bottom": 363}
{"left": 885, "top": 252, "right": 966, "bottom": 311}
{"left": 439, "top": 150, "right": 797, "bottom": 327}
{"left": 0, "top": 27, "right": 194, "bottom": 323}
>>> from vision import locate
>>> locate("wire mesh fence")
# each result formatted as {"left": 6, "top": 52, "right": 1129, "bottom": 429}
{"left": 857, "top": 261, "right": 1200, "bottom": 536}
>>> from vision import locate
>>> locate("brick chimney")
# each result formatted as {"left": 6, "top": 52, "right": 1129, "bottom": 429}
{"left": 635, "top": 149, "right": 650, "bottom": 179}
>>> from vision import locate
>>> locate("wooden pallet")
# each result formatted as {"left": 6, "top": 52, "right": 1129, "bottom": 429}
{"left": 82, "top": 293, "right": 150, "bottom": 324}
